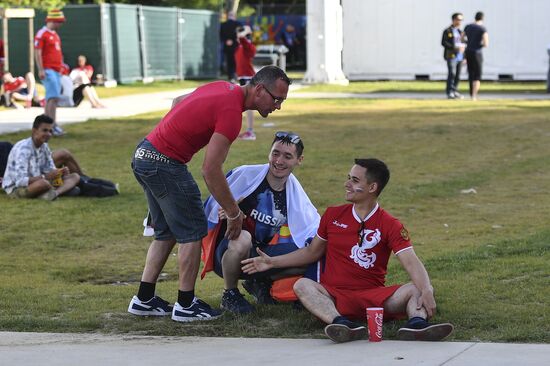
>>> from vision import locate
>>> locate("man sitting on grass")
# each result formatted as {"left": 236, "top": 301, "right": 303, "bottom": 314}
{"left": 1, "top": 114, "right": 80, "bottom": 200}
{"left": 242, "top": 158, "right": 454, "bottom": 343}
{"left": 201, "top": 131, "right": 320, "bottom": 314}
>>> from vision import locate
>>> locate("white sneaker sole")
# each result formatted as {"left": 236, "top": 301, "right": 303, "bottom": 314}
{"left": 397, "top": 323, "right": 454, "bottom": 341}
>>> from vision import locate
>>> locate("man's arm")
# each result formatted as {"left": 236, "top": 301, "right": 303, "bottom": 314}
{"left": 202, "top": 132, "right": 243, "bottom": 240}
{"left": 35, "top": 49, "right": 45, "bottom": 80}
{"left": 396, "top": 248, "right": 437, "bottom": 318}
{"left": 482, "top": 31, "right": 489, "bottom": 48}
{"left": 241, "top": 235, "right": 327, "bottom": 274}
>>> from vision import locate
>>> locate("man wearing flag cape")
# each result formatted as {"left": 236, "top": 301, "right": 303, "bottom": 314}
{"left": 201, "top": 131, "right": 320, "bottom": 314}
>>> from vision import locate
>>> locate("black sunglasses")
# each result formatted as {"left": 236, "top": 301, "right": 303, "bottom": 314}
{"left": 262, "top": 85, "right": 285, "bottom": 104}
{"left": 275, "top": 131, "right": 301, "bottom": 144}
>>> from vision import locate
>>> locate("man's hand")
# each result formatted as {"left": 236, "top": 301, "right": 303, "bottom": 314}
{"left": 59, "top": 167, "right": 70, "bottom": 176}
{"left": 38, "top": 70, "right": 45, "bottom": 80}
{"left": 417, "top": 287, "right": 436, "bottom": 319}
{"left": 225, "top": 210, "right": 243, "bottom": 240}
{"left": 241, "top": 248, "right": 273, "bottom": 274}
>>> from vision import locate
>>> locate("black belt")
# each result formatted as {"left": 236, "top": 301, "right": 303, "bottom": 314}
{"left": 134, "top": 147, "right": 176, "bottom": 164}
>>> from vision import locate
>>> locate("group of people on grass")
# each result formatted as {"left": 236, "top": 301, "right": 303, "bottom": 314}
{"left": 127, "top": 65, "right": 454, "bottom": 344}
{"left": 1, "top": 9, "right": 105, "bottom": 137}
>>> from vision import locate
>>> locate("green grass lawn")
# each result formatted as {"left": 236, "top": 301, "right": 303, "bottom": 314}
{"left": 297, "top": 80, "right": 547, "bottom": 94}
{"left": 0, "top": 97, "right": 549, "bottom": 342}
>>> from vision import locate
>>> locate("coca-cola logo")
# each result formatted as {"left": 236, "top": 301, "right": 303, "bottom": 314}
{"left": 375, "top": 313, "right": 383, "bottom": 338}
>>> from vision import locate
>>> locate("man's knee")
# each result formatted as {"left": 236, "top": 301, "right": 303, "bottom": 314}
{"left": 227, "top": 230, "right": 252, "bottom": 256}
{"left": 293, "top": 277, "right": 316, "bottom": 297}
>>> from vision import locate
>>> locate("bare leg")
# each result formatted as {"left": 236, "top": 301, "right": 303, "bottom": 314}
{"left": 45, "top": 98, "right": 58, "bottom": 123}
{"left": 55, "top": 172, "right": 80, "bottom": 196}
{"left": 141, "top": 239, "right": 177, "bottom": 283}
{"left": 25, "top": 72, "right": 37, "bottom": 101}
{"left": 471, "top": 80, "right": 481, "bottom": 101}
{"left": 52, "top": 149, "right": 84, "bottom": 175}
{"left": 26, "top": 178, "right": 53, "bottom": 197}
{"left": 383, "top": 282, "right": 428, "bottom": 319}
{"left": 221, "top": 230, "right": 252, "bottom": 289}
{"left": 245, "top": 110, "right": 254, "bottom": 130}
{"left": 177, "top": 240, "right": 202, "bottom": 291}
{"left": 293, "top": 278, "right": 339, "bottom": 324}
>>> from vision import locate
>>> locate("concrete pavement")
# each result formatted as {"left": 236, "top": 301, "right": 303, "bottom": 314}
{"left": 1, "top": 332, "right": 548, "bottom": 366}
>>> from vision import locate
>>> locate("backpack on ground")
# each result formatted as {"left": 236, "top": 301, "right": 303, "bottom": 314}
{"left": 78, "top": 175, "right": 119, "bottom": 197}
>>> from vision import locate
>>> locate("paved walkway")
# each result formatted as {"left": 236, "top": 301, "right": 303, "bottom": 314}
{"left": 1, "top": 332, "right": 548, "bottom": 365}
{"left": 0, "top": 88, "right": 548, "bottom": 135}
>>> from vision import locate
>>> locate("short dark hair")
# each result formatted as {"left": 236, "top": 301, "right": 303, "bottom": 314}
{"left": 272, "top": 131, "right": 304, "bottom": 156}
{"left": 33, "top": 114, "right": 54, "bottom": 129}
{"left": 354, "top": 158, "right": 390, "bottom": 196}
{"left": 250, "top": 66, "right": 291, "bottom": 89}
{"left": 475, "top": 11, "right": 484, "bottom": 21}
{"left": 452, "top": 13, "right": 463, "bottom": 20}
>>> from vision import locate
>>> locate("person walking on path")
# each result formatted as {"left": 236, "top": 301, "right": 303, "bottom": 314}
{"left": 128, "top": 66, "right": 291, "bottom": 322}
{"left": 464, "top": 11, "right": 489, "bottom": 101}
{"left": 34, "top": 9, "right": 67, "bottom": 136}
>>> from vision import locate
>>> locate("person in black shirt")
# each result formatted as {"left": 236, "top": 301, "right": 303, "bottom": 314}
{"left": 464, "top": 11, "right": 489, "bottom": 101}
{"left": 441, "top": 13, "right": 465, "bottom": 99}
{"left": 219, "top": 11, "right": 242, "bottom": 82}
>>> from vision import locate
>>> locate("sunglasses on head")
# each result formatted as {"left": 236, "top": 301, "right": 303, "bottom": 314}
{"left": 275, "top": 131, "right": 301, "bottom": 144}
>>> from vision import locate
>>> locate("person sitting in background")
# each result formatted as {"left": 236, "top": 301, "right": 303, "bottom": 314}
{"left": 1, "top": 71, "right": 43, "bottom": 108}
{"left": 57, "top": 61, "right": 105, "bottom": 109}
{"left": 1, "top": 114, "right": 80, "bottom": 201}
{"left": 235, "top": 25, "right": 257, "bottom": 141}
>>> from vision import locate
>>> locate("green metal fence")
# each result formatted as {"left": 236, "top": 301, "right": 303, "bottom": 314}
{"left": 1, "top": 3, "right": 219, "bottom": 83}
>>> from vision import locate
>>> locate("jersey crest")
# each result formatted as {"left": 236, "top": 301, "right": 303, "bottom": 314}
{"left": 349, "top": 228, "right": 381, "bottom": 269}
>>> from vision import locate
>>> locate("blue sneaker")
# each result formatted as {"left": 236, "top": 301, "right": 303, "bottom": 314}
{"left": 220, "top": 288, "right": 254, "bottom": 314}
{"left": 324, "top": 317, "right": 367, "bottom": 343}
{"left": 171, "top": 297, "right": 222, "bottom": 322}
{"left": 127, "top": 295, "right": 173, "bottom": 316}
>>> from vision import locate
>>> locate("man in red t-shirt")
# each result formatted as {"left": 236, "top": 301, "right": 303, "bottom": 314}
{"left": 242, "top": 158, "right": 454, "bottom": 343}
{"left": 2, "top": 71, "right": 40, "bottom": 108}
{"left": 34, "top": 9, "right": 66, "bottom": 136}
{"left": 128, "top": 66, "right": 291, "bottom": 322}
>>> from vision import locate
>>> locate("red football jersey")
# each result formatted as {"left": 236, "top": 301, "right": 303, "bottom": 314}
{"left": 34, "top": 26, "right": 63, "bottom": 71}
{"left": 3, "top": 77, "right": 25, "bottom": 92}
{"left": 317, "top": 203, "right": 412, "bottom": 290}
{"left": 146, "top": 81, "right": 244, "bottom": 163}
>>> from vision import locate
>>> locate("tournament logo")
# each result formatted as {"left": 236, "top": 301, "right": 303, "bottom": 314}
{"left": 350, "top": 229, "right": 381, "bottom": 269}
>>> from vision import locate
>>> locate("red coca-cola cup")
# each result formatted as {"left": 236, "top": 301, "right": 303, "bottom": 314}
{"left": 366, "top": 307, "right": 384, "bottom": 342}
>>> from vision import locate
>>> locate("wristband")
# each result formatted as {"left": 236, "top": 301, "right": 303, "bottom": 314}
{"left": 226, "top": 210, "right": 242, "bottom": 221}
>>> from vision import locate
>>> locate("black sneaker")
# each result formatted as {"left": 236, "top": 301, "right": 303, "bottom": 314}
{"left": 127, "top": 295, "right": 173, "bottom": 316}
{"left": 171, "top": 297, "right": 222, "bottom": 322}
{"left": 242, "top": 278, "right": 276, "bottom": 305}
{"left": 397, "top": 319, "right": 454, "bottom": 341}
{"left": 324, "top": 317, "right": 367, "bottom": 343}
{"left": 221, "top": 288, "right": 254, "bottom": 314}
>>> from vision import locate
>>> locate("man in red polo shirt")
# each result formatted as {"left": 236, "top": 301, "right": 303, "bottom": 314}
{"left": 242, "top": 158, "right": 454, "bottom": 343}
{"left": 34, "top": 9, "right": 66, "bottom": 136}
{"left": 128, "top": 66, "right": 291, "bottom": 322}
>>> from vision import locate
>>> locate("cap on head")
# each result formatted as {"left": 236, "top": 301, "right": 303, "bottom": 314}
{"left": 46, "top": 9, "right": 66, "bottom": 23}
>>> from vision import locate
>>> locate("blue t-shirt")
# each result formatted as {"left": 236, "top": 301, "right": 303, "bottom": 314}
{"left": 465, "top": 23, "right": 486, "bottom": 52}
{"left": 239, "top": 177, "right": 288, "bottom": 245}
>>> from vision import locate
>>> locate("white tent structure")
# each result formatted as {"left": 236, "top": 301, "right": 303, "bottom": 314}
{"left": 306, "top": 0, "right": 550, "bottom": 82}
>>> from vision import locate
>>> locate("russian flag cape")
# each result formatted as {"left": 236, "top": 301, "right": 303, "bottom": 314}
{"left": 200, "top": 163, "right": 320, "bottom": 280}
